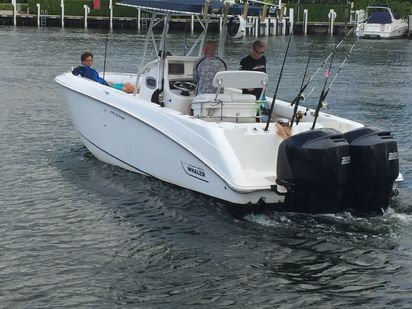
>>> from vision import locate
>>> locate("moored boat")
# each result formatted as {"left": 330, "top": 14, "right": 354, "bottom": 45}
{"left": 355, "top": 4, "right": 408, "bottom": 39}
{"left": 55, "top": 0, "right": 402, "bottom": 214}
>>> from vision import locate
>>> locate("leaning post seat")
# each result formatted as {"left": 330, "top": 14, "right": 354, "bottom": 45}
{"left": 191, "top": 71, "right": 269, "bottom": 121}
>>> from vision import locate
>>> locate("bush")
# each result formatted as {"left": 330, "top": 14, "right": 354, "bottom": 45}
{"left": 0, "top": 3, "right": 13, "bottom": 10}
{"left": 287, "top": 4, "right": 350, "bottom": 23}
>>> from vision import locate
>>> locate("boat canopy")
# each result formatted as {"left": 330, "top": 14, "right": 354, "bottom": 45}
{"left": 118, "top": 0, "right": 263, "bottom": 16}
{"left": 368, "top": 12, "right": 392, "bottom": 24}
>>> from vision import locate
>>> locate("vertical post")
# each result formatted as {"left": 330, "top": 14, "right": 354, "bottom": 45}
{"left": 408, "top": 15, "right": 412, "bottom": 39}
{"left": 255, "top": 16, "right": 259, "bottom": 37}
{"left": 12, "top": 0, "right": 17, "bottom": 27}
{"left": 303, "top": 9, "right": 308, "bottom": 35}
{"left": 137, "top": 8, "right": 141, "bottom": 31}
{"left": 219, "top": 16, "right": 222, "bottom": 33}
{"left": 83, "top": 5, "right": 89, "bottom": 29}
{"left": 36, "top": 3, "right": 40, "bottom": 27}
{"left": 218, "top": 3, "right": 229, "bottom": 58}
{"left": 191, "top": 15, "right": 194, "bottom": 34}
{"left": 355, "top": 10, "right": 360, "bottom": 29}
{"left": 282, "top": 18, "right": 286, "bottom": 35}
{"left": 289, "top": 8, "right": 294, "bottom": 34}
{"left": 264, "top": 17, "right": 269, "bottom": 36}
{"left": 328, "top": 9, "right": 336, "bottom": 36}
{"left": 60, "top": 0, "right": 64, "bottom": 28}
{"left": 109, "top": 0, "right": 113, "bottom": 31}
{"left": 273, "top": 17, "right": 277, "bottom": 36}
{"left": 349, "top": 2, "right": 354, "bottom": 23}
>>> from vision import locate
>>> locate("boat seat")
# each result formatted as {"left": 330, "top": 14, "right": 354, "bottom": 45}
{"left": 191, "top": 70, "right": 268, "bottom": 121}
{"left": 212, "top": 70, "right": 269, "bottom": 90}
{"left": 192, "top": 93, "right": 257, "bottom": 120}
{"left": 192, "top": 93, "right": 256, "bottom": 104}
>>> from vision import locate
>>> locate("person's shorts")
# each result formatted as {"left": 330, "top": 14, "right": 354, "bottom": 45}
{"left": 112, "top": 83, "right": 124, "bottom": 90}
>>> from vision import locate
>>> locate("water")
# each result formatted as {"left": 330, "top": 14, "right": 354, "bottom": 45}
{"left": 0, "top": 27, "right": 412, "bottom": 308}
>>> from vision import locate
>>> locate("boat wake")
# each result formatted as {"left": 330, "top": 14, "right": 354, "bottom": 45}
{"left": 244, "top": 207, "right": 412, "bottom": 249}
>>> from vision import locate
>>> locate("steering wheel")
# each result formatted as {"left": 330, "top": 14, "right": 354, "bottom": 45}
{"left": 173, "top": 81, "right": 197, "bottom": 95}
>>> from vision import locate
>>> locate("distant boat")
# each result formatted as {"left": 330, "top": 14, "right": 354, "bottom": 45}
{"left": 55, "top": 0, "right": 402, "bottom": 214}
{"left": 356, "top": 4, "right": 408, "bottom": 39}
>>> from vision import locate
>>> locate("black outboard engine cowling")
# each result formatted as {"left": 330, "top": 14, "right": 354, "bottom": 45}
{"left": 343, "top": 127, "right": 399, "bottom": 213}
{"left": 276, "top": 129, "right": 351, "bottom": 213}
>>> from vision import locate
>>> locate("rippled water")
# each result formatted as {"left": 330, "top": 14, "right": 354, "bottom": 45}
{"left": 0, "top": 27, "right": 412, "bottom": 308}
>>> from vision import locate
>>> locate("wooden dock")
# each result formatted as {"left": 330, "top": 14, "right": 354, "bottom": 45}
{"left": 0, "top": 12, "right": 354, "bottom": 35}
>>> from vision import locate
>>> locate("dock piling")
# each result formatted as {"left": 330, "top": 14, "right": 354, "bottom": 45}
{"left": 137, "top": 9, "right": 141, "bottom": 31}
{"left": 303, "top": 9, "right": 308, "bottom": 35}
{"left": 328, "top": 9, "right": 336, "bottom": 36}
{"left": 109, "top": 0, "right": 113, "bottom": 30}
{"left": 83, "top": 5, "right": 90, "bottom": 29}
{"left": 60, "top": 0, "right": 64, "bottom": 28}
{"left": 12, "top": 0, "right": 16, "bottom": 26}
{"left": 408, "top": 15, "right": 412, "bottom": 39}
{"left": 289, "top": 8, "right": 294, "bottom": 34}
{"left": 36, "top": 3, "right": 40, "bottom": 27}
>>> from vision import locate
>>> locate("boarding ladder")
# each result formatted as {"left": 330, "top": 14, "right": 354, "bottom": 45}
{"left": 141, "top": 18, "right": 148, "bottom": 31}
{"left": 40, "top": 10, "right": 47, "bottom": 27}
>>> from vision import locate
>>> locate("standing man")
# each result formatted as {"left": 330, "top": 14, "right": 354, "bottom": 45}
{"left": 239, "top": 40, "right": 267, "bottom": 99}
{"left": 193, "top": 41, "right": 227, "bottom": 95}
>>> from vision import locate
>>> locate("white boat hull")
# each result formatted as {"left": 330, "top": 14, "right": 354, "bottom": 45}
{"left": 58, "top": 76, "right": 286, "bottom": 205}
{"left": 356, "top": 24, "right": 408, "bottom": 39}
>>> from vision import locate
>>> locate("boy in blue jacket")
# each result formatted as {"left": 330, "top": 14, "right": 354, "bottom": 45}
{"left": 72, "top": 51, "right": 110, "bottom": 86}
{"left": 72, "top": 51, "right": 135, "bottom": 93}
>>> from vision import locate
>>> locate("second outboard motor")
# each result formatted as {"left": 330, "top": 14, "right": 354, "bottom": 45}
{"left": 276, "top": 129, "right": 350, "bottom": 213}
{"left": 343, "top": 127, "right": 399, "bottom": 213}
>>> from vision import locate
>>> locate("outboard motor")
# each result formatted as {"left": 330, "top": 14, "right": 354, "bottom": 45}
{"left": 343, "top": 127, "right": 399, "bottom": 213}
{"left": 276, "top": 129, "right": 350, "bottom": 213}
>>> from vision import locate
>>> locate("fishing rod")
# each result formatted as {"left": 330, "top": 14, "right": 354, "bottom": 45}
{"left": 264, "top": 31, "right": 293, "bottom": 132}
{"left": 102, "top": 34, "right": 109, "bottom": 79}
{"left": 102, "top": 22, "right": 110, "bottom": 80}
{"left": 311, "top": 38, "right": 357, "bottom": 130}
{"left": 288, "top": 28, "right": 354, "bottom": 127}
{"left": 302, "top": 27, "right": 354, "bottom": 91}
{"left": 289, "top": 42, "right": 314, "bottom": 128}
{"left": 311, "top": 50, "right": 335, "bottom": 130}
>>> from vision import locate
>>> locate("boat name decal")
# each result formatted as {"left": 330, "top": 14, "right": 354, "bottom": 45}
{"left": 388, "top": 152, "right": 399, "bottom": 161}
{"left": 181, "top": 162, "right": 209, "bottom": 183}
{"left": 341, "top": 156, "right": 351, "bottom": 165}
{"left": 109, "top": 110, "right": 125, "bottom": 120}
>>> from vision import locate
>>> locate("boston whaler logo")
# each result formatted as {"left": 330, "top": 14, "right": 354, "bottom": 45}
{"left": 388, "top": 152, "right": 399, "bottom": 161}
{"left": 181, "top": 162, "right": 209, "bottom": 182}
{"left": 341, "top": 156, "right": 351, "bottom": 165}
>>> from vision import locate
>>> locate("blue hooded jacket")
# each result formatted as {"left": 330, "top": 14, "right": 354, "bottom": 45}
{"left": 72, "top": 65, "right": 109, "bottom": 86}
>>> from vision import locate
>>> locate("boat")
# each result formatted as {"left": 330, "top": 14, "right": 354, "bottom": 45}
{"left": 55, "top": 0, "right": 402, "bottom": 214}
{"left": 355, "top": 4, "right": 408, "bottom": 39}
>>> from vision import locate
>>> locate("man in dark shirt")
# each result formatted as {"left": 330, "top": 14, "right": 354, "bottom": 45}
{"left": 239, "top": 40, "right": 267, "bottom": 99}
